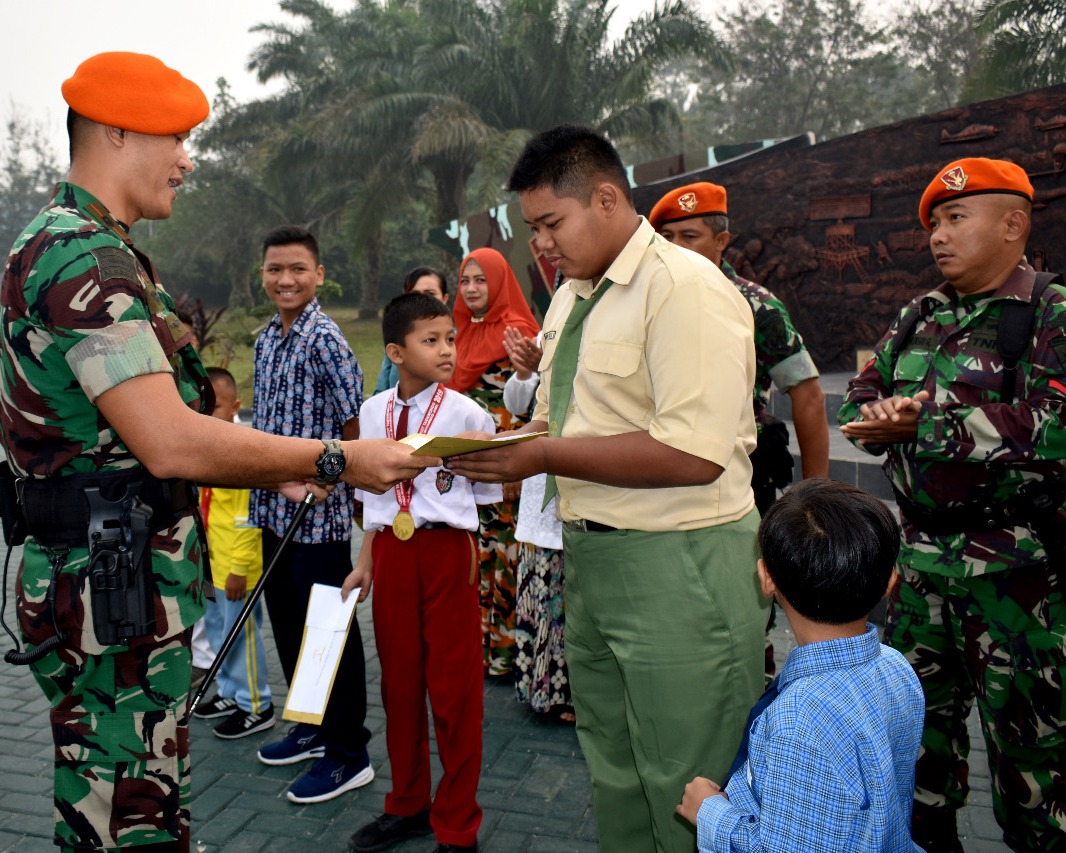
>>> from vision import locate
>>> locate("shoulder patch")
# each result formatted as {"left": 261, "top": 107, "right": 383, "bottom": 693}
{"left": 90, "top": 246, "right": 140, "bottom": 283}
{"left": 1048, "top": 336, "right": 1066, "bottom": 369}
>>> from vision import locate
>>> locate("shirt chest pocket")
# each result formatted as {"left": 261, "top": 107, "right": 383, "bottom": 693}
{"left": 952, "top": 357, "right": 1010, "bottom": 404}
{"left": 583, "top": 341, "right": 643, "bottom": 377}
{"left": 580, "top": 340, "right": 649, "bottom": 425}
{"left": 893, "top": 347, "right": 933, "bottom": 396}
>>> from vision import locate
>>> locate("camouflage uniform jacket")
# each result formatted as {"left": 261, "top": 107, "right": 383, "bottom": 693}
{"left": 0, "top": 181, "right": 208, "bottom": 652}
{"left": 722, "top": 261, "right": 819, "bottom": 428}
{"left": 838, "top": 264, "right": 1066, "bottom": 578}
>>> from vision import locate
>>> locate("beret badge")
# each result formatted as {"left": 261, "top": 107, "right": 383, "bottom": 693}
{"left": 678, "top": 192, "right": 698, "bottom": 213}
{"left": 940, "top": 166, "right": 968, "bottom": 193}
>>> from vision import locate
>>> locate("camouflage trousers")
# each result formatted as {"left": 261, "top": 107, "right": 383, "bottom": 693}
{"left": 885, "top": 564, "right": 1066, "bottom": 852}
{"left": 22, "top": 567, "right": 193, "bottom": 852}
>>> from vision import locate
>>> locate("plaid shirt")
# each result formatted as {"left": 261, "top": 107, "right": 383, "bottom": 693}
{"left": 249, "top": 299, "right": 362, "bottom": 543}
{"left": 698, "top": 625, "right": 924, "bottom": 852}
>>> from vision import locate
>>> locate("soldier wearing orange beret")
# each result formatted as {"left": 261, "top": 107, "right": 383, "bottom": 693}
{"left": 648, "top": 182, "right": 828, "bottom": 509}
{"left": 841, "top": 157, "right": 1066, "bottom": 851}
{"left": 650, "top": 181, "right": 829, "bottom": 682}
{"left": 0, "top": 53, "right": 436, "bottom": 852}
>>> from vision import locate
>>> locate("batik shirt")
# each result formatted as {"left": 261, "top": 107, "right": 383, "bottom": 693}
{"left": 250, "top": 299, "right": 362, "bottom": 543}
{"left": 722, "top": 261, "right": 818, "bottom": 428}
{"left": 0, "top": 182, "right": 208, "bottom": 651}
{"left": 839, "top": 265, "right": 1066, "bottom": 577}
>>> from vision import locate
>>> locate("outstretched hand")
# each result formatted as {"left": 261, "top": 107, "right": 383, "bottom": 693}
{"left": 446, "top": 437, "right": 548, "bottom": 483}
{"left": 342, "top": 438, "right": 441, "bottom": 494}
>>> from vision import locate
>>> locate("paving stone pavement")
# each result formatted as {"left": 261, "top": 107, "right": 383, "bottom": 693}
{"left": 0, "top": 533, "right": 1009, "bottom": 852}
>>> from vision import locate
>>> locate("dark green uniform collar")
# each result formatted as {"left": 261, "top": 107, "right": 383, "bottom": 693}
{"left": 51, "top": 182, "right": 132, "bottom": 241}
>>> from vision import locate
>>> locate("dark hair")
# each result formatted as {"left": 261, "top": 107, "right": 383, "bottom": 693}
{"left": 67, "top": 109, "right": 91, "bottom": 162}
{"left": 507, "top": 124, "right": 632, "bottom": 205}
{"left": 382, "top": 292, "right": 452, "bottom": 347}
{"left": 759, "top": 479, "right": 899, "bottom": 624}
{"left": 402, "top": 266, "right": 448, "bottom": 298}
{"left": 262, "top": 225, "right": 319, "bottom": 265}
{"left": 206, "top": 366, "right": 237, "bottom": 395}
{"left": 704, "top": 214, "right": 730, "bottom": 236}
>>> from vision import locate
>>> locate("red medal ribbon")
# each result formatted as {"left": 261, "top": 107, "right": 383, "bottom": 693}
{"left": 386, "top": 383, "right": 446, "bottom": 512}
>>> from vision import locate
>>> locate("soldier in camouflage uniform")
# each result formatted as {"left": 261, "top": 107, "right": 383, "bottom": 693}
{"left": 649, "top": 181, "right": 829, "bottom": 679}
{"left": 839, "top": 158, "right": 1066, "bottom": 853}
{"left": 0, "top": 53, "right": 434, "bottom": 853}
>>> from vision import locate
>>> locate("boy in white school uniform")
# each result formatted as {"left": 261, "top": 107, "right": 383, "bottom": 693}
{"left": 344, "top": 292, "right": 501, "bottom": 853}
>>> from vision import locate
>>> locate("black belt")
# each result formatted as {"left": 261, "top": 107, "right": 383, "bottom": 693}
{"left": 20, "top": 470, "right": 197, "bottom": 548}
{"left": 563, "top": 519, "right": 619, "bottom": 533}
{"left": 892, "top": 480, "right": 1066, "bottom": 537}
{"left": 419, "top": 521, "right": 455, "bottom": 531}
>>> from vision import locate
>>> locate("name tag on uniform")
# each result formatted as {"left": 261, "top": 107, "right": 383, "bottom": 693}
{"left": 543, "top": 330, "right": 558, "bottom": 341}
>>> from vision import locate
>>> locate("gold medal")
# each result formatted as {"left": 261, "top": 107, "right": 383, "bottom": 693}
{"left": 392, "top": 510, "right": 415, "bottom": 541}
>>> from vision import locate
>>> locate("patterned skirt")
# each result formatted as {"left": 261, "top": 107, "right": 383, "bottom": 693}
{"left": 478, "top": 498, "right": 520, "bottom": 676}
{"left": 514, "top": 543, "right": 571, "bottom": 714}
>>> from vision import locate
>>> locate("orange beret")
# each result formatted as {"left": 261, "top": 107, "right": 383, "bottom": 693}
{"left": 649, "top": 182, "right": 728, "bottom": 230}
{"left": 918, "top": 158, "right": 1033, "bottom": 230}
{"left": 62, "top": 52, "right": 209, "bottom": 136}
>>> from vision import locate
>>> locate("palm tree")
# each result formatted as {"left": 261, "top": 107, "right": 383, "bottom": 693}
{"left": 166, "top": 0, "right": 724, "bottom": 314}
{"left": 966, "top": 0, "right": 1066, "bottom": 98}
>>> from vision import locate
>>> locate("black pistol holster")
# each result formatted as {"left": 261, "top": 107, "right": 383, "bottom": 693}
{"left": 15, "top": 470, "right": 200, "bottom": 648}
{"left": 85, "top": 484, "right": 155, "bottom": 646}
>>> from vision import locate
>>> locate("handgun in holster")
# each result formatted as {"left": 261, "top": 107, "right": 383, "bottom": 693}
{"left": 85, "top": 484, "right": 156, "bottom": 646}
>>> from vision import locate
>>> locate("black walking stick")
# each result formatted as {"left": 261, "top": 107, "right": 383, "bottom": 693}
{"left": 190, "top": 491, "right": 315, "bottom": 712}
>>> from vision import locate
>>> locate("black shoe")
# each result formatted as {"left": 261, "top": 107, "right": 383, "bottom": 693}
{"left": 911, "top": 802, "right": 964, "bottom": 853}
{"left": 213, "top": 705, "right": 276, "bottom": 739}
{"left": 348, "top": 811, "right": 432, "bottom": 851}
{"left": 193, "top": 694, "right": 237, "bottom": 719}
{"left": 433, "top": 845, "right": 477, "bottom": 852}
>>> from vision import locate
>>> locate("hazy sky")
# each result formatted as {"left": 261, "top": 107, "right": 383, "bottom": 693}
{"left": 1, "top": 0, "right": 719, "bottom": 161}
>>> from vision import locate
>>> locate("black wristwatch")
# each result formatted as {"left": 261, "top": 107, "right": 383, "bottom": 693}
{"left": 315, "top": 438, "right": 346, "bottom": 484}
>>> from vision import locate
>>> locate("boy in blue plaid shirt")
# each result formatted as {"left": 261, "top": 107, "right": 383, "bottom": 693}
{"left": 678, "top": 479, "right": 924, "bottom": 852}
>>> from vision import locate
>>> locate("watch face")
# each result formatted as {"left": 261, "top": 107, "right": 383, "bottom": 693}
{"left": 320, "top": 453, "right": 345, "bottom": 478}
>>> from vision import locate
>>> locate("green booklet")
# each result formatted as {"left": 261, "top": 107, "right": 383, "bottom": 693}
{"left": 402, "top": 431, "right": 547, "bottom": 457}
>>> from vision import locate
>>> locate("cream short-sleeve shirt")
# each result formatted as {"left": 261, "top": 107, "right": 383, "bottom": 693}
{"left": 533, "top": 218, "right": 756, "bottom": 531}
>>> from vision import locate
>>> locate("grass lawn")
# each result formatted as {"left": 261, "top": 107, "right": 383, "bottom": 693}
{"left": 200, "top": 305, "right": 387, "bottom": 406}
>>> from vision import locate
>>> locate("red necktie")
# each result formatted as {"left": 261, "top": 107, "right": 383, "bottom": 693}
{"left": 396, "top": 402, "right": 409, "bottom": 440}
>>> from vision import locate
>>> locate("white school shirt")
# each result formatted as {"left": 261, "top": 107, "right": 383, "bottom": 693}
{"left": 356, "top": 382, "right": 502, "bottom": 531}
{"left": 502, "top": 369, "right": 562, "bottom": 550}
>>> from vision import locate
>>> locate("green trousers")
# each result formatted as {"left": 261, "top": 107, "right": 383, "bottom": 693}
{"left": 563, "top": 512, "right": 768, "bottom": 853}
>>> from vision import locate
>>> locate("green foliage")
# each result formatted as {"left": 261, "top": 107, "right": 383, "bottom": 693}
{"left": 319, "top": 277, "right": 343, "bottom": 303}
{"left": 139, "top": 0, "right": 720, "bottom": 319}
{"left": 0, "top": 107, "right": 62, "bottom": 256}
{"left": 891, "top": 0, "right": 986, "bottom": 113}
{"left": 212, "top": 305, "right": 386, "bottom": 404}
{"left": 668, "top": 0, "right": 990, "bottom": 150}
{"left": 676, "top": 0, "right": 905, "bottom": 142}
{"left": 968, "top": 0, "right": 1066, "bottom": 98}
{"left": 116, "top": 0, "right": 1057, "bottom": 324}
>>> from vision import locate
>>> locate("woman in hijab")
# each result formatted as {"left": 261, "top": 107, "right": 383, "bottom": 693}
{"left": 449, "top": 247, "right": 539, "bottom": 677}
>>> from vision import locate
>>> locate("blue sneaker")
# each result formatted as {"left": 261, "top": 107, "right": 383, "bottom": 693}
{"left": 286, "top": 752, "right": 375, "bottom": 804}
{"left": 257, "top": 723, "right": 326, "bottom": 766}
